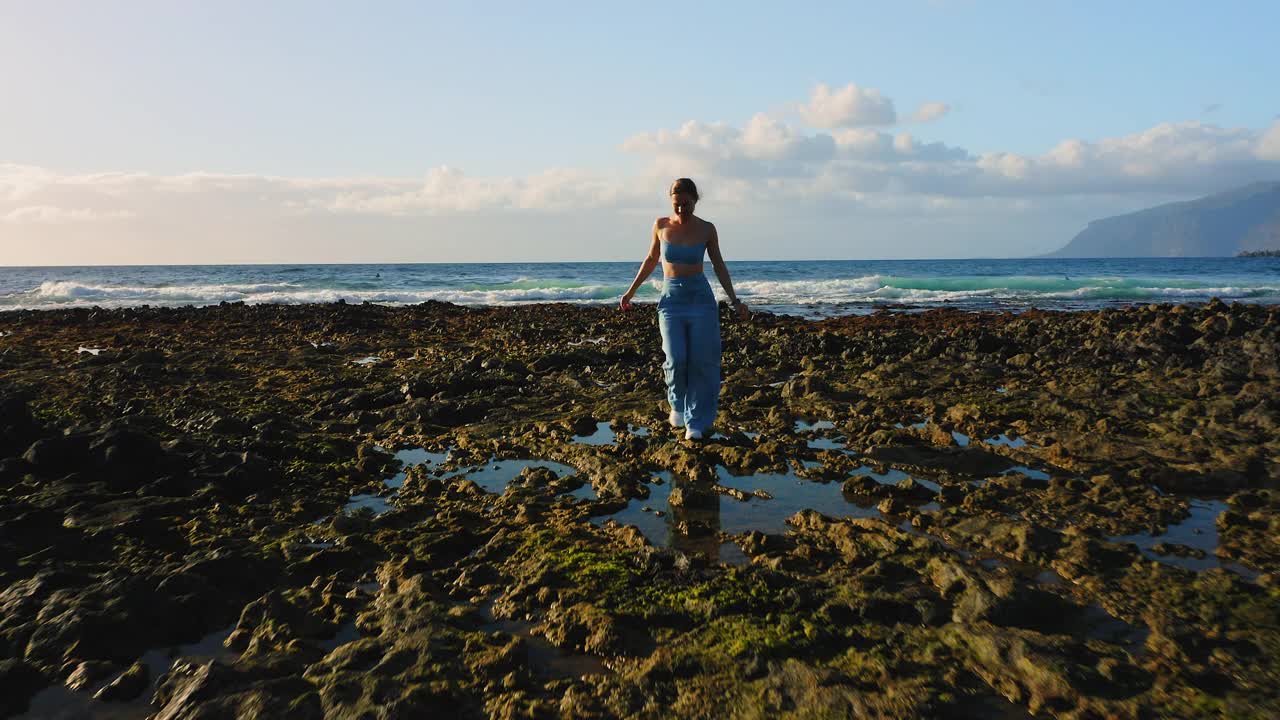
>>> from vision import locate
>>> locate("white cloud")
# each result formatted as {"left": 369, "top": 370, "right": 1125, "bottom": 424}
{"left": 969, "top": 121, "right": 1280, "bottom": 195}
{"left": 830, "top": 128, "right": 969, "bottom": 163}
{"left": 0, "top": 164, "right": 60, "bottom": 202}
{"left": 911, "top": 101, "right": 950, "bottom": 123}
{"left": 622, "top": 114, "right": 1280, "bottom": 206}
{"left": 1258, "top": 120, "right": 1280, "bottom": 161}
{"left": 620, "top": 117, "right": 836, "bottom": 180}
{"left": 740, "top": 114, "right": 836, "bottom": 163}
{"left": 2, "top": 205, "right": 135, "bottom": 224}
{"left": 3, "top": 108, "right": 1278, "bottom": 255}
{"left": 799, "top": 83, "right": 897, "bottom": 128}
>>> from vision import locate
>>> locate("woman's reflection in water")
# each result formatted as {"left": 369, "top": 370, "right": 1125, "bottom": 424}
{"left": 666, "top": 473, "right": 724, "bottom": 562}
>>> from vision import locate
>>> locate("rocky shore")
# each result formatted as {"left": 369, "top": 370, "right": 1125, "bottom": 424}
{"left": 1, "top": 298, "right": 1277, "bottom": 718}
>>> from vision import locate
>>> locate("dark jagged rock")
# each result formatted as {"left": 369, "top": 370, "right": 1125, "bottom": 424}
{"left": 92, "top": 661, "right": 149, "bottom": 702}
{"left": 0, "top": 300, "right": 1277, "bottom": 718}
{"left": 0, "top": 393, "right": 40, "bottom": 456}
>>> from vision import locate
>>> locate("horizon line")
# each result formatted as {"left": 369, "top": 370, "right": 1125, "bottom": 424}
{"left": 4, "top": 255, "right": 1260, "bottom": 269}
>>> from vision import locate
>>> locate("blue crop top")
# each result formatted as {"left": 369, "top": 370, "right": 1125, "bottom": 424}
{"left": 661, "top": 239, "right": 707, "bottom": 264}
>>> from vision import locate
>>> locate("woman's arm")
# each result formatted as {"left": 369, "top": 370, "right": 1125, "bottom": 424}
{"left": 706, "top": 223, "right": 749, "bottom": 319}
{"left": 620, "top": 219, "right": 662, "bottom": 310}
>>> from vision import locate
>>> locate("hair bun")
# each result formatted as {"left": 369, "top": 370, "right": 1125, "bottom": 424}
{"left": 669, "top": 177, "right": 700, "bottom": 201}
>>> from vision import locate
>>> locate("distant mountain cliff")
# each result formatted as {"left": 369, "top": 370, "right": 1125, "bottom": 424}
{"left": 1043, "top": 181, "right": 1280, "bottom": 257}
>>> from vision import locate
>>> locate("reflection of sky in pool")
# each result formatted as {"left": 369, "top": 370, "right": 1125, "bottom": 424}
{"left": 593, "top": 463, "right": 940, "bottom": 565}
{"left": 454, "top": 458, "right": 581, "bottom": 494}
{"left": 386, "top": 447, "right": 584, "bottom": 497}
{"left": 575, "top": 421, "right": 617, "bottom": 446}
{"left": 571, "top": 422, "right": 653, "bottom": 446}
{"left": 344, "top": 493, "right": 395, "bottom": 515}
{"left": 1108, "top": 500, "right": 1258, "bottom": 579}
{"left": 1002, "top": 465, "right": 1051, "bottom": 481}
{"left": 386, "top": 447, "right": 451, "bottom": 488}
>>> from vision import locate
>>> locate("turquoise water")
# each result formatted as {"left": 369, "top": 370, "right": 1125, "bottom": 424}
{"left": 2, "top": 257, "right": 1277, "bottom": 316}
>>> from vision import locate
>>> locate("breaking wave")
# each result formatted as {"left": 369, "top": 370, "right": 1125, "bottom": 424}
{"left": 6, "top": 279, "right": 638, "bottom": 309}
{"left": 732, "top": 275, "right": 1280, "bottom": 306}
{"left": 3, "top": 264, "right": 1278, "bottom": 313}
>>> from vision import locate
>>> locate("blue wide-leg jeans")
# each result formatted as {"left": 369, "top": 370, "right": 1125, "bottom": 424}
{"left": 657, "top": 274, "right": 721, "bottom": 434}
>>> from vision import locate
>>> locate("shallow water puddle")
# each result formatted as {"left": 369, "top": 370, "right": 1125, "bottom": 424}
{"left": 344, "top": 493, "right": 396, "bottom": 515}
{"left": 983, "top": 430, "right": 1034, "bottom": 448}
{"left": 794, "top": 419, "right": 836, "bottom": 432}
{"left": 75, "top": 346, "right": 105, "bottom": 355}
{"left": 807, "top": 435, "right": 847, "bottom": 451}
{"left": 352, "top": 356, "right": 381, "bottom": 365}
{"left": 573, "top": 421, "right": 623, "bottom": 446}
{"left": 566, "top": 483, "right": 599, "bottom": 501}
{"left": 479, "top": 603, "right": 611, "bottom": 680}
{"left": 1001, "top": 465, "right": 1051, "bottom": 481}
{"left": 139, "top": 626, "right": 239, "bottom": 680}
{"left": 595, "top": 464, "right": 939, "bottom": 563}
{"left": 388, "top": 446, "right": 588, "bottom": 498}
{"left": 1076, "top": 605, "right": 1150, "bottom": 652}
{"left": 567, "top": 337, "right": 606, "bottom": 347}
{"left": 1036, "top": 569, "right": 1069, "bottom": 585}
{"left": 1108, "top": 500, "right": 1259, "bottom": 579}
{"left": 576, "top": 422, "right": 613, "bottom": 445}
{"left": 974, "top": 555, "right": 1068, "bottom": 586}
{"left": 892, "top": 419, "right": 1040, "bottom": 453}
{"left": 848, "top": 464, "right": 917, "bottom": 486}
{"left": 19, "top": 625, "right": 239, "bottom": 720}
{"left": 20, "top": 684, "right": 152, "bottom": 719}
{"left": 461, "top": 458, "right": 581, "bottom": 494}
{"left": 318, "top": 621, "right": 362, "bottom": 652}
{"left": 592, "top": 471, "right": 748, "bottom": 565}
{"left": 385, "top": 447, "right": 452, "bottom": 488}
{"left": 393, "top": 447, "right": 451, "bottom": 467}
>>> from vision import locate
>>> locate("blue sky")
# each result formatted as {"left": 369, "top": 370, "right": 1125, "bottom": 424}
{"left": 2, "top": 1, "right": 1278, "bottom": 264}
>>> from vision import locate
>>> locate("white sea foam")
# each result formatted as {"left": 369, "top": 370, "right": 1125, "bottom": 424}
{"left": 5, "top": 279, "right": 632, "bottom": 309}
{"left": 34, "top": 280, "right": 304, "bottom": 301}
{"left": 3, "top": 270, "right": 1277, "bottom": 312}
{"left": 735, "top": 276, "right": 887, "bottom": 297}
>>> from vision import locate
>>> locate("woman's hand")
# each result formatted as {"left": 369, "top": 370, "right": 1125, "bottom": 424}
{"left": 733, "top": 299, "right": 750, "bottom": 321}
{"left": 619, "top": 292, "right": 634, "bottom": 311}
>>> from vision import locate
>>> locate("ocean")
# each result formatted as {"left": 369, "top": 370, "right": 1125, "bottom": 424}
{"left": 2, "top": 258, "right": 1278, "bottom": 318}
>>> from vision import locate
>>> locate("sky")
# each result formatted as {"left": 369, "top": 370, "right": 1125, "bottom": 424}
{"left": 2, "top": 0, "right": 1279, "bottom": 265}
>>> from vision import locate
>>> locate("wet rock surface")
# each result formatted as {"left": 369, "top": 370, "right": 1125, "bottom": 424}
{"left": 0, "top": 299, "right": 1277, "bottom": 718}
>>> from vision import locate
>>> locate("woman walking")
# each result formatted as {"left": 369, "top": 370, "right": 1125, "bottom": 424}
{"left": 620, "top": 178, "right": 749, "bottom": 440}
